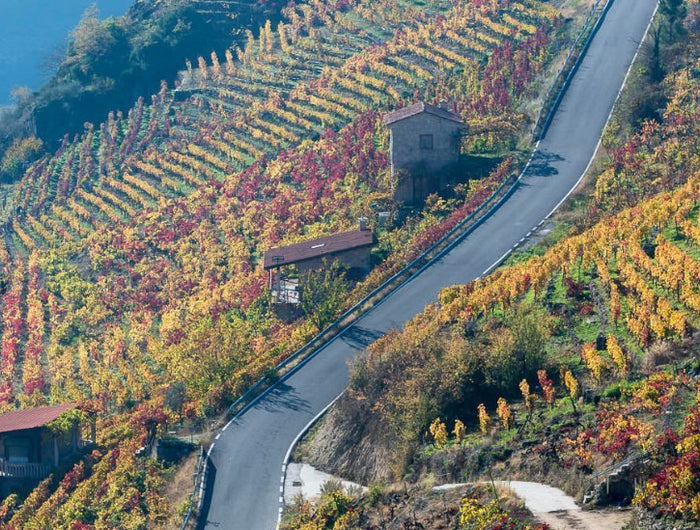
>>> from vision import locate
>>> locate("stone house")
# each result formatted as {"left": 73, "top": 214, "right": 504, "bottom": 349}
{"left": 383, "top": 101, "right": 466, "bottom": 203}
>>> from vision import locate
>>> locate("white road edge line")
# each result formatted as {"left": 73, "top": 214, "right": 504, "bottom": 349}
{"left": 206, "top": 4, "right": 661, "bottom": 527}
{"left": 483, "top": 248, "right": 513, "bottom": 276}
{"left": 276, "top": 392, "right": 345, "bottom": 529}
{"left": 477, "top": 1, "right": 658, "bottom": 281}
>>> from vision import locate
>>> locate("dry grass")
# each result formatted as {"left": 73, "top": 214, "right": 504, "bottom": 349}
{"left": 159, "top": 450, "right": 201, "bottom": 529}
{"left": 643, "top": 332, "right": 700, "bottom": 372}
{"left": 556, "top": 0, "right": 597, "bottom": 20}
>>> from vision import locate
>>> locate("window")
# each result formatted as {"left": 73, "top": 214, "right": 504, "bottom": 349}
{"left": 419, "top": 134, "right": 434, "bottom": 150}
{"left": 5, "top": 437, "right": 31, "bottom": 463}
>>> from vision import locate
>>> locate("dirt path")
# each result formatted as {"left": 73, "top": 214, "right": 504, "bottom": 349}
{"left": 284, "top": 463, "right": 366, "bottom": 504}
{"left": 496, "top": 481, "right": 632, "bottom": 530}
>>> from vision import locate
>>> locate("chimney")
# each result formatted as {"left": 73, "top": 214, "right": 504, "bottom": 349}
{"left": 439, "top": 99, "right": 450, "bottom": 110}
{"left": 358, "top": 217, "right": 368, "bottom": 231}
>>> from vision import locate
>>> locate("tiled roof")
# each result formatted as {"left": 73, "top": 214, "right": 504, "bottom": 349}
{"left": 382, "top": 101, "right": 464, "bottom": 126}
{"left": 263, "top": 229, "right": 374, "bottom": 269}
{"left": 0, "top": 404, "right": 76, "bottom": 434}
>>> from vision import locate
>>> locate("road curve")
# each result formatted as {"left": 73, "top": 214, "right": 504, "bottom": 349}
{"left": 199, "top": 1, "right": 658, "bottom": 528}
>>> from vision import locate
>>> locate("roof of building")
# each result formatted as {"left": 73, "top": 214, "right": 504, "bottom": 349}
{"left": 263, "top": 229, "right": 374, "bottom": 270}
{"left": 382, "top": 101, "right": 464, "bottom": 126}
{"left": 0, "top": 404, "right": 76, "bottom": 434}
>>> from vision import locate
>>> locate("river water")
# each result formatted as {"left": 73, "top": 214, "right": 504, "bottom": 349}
{"left": 0, "top": 0, "right": 133, "bottom": 106}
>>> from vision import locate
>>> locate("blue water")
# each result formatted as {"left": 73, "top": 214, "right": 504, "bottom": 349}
{"left": 0, "top": 0, "right": 133, "bottom": 106}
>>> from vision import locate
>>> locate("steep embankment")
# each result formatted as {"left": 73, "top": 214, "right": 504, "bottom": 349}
{"left": 298, "top": 8, "right": 700, "bottom": 528}
{"left": 201, "top": 0, "right": 659, "bottom": 528}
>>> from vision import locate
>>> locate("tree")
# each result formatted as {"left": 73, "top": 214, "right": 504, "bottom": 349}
{"left": 496, "top": 397, "right": 514, "bottom": 429}
{"left": 477, "top": 403, "right": 491, "bottom": 434}
{"left": 1, "top": 137, "right": 44, "bottom": 182}
{"left": 299, "top": 261, "right": 349, "bottom": 332}
{"left": 508, "top": 304, "right": 548, "bottom": 375}
{"left": 210, "top": 51, "right": 222, "bottom": 81}
{"left": 563, "top": 369, "right": 579, "bottom": 413}
{"left": 659, "top": 0, "right": 687, "bottom": 40}
{"left": 263, "top": 20, "right": 274, "bottom": 53}
{"left": 70, "top": 5, "right": 111, "bottom": 61}
{"left": 537, "top": 369, "right": 556, "bottom": 408}
{"left": 197, "top": 56, "right": 208, "bottom": 81}
{"left": 429, "top": 418, "right": 448, "bottom": 447}
{"left": 581, "top": 343, "right": 606, "bottom": 384}
{"left": 224, "top": 49, "right": 235, "bottom": 75}
{"left": 164, "top": 382, "right": 186, "bottom": 421}
{"left": 607, "top": 336, "right": 629, "bottom": 376}
{"left": 453, "top": 419, "right": 467, "bottom": 442}
{"left": 519, "top": 379, "right": 535, "bottom": 413}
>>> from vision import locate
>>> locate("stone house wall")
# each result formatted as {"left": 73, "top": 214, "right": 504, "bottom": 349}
{"left": 388, "top": 113, "right": 463, "bottom": 203}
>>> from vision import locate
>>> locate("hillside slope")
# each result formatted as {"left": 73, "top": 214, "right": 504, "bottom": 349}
{"left": 297, "top": 10, "right": 700, "bottom": 528}
{"left": 0, "top": 0, "right": 285, "bottom": 172}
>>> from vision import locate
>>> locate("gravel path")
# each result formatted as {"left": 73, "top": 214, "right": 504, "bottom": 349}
{"left": 496, "top": 481, "right": 632, "bottom": 530}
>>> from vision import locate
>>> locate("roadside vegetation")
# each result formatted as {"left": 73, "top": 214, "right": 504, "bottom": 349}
{"left": 288, "top": 2, "right": 700, "bottom": 529}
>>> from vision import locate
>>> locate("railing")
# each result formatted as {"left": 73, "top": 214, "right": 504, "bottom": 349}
{"left": 220, "top": 0, "right": 620, "bottom": 423}
{"left": 0, "top": 461, "right": 52, "bottom": 480}
{"left": 224, "top": 170, "right": 521, "bottom": 422}
{"left": 187, "top": 1, "right": 622, "bottom": 525}
{"left": 532, "top": 0, "right": 612, "bottom": 141}
{"left": 180, "top": 445, "right": 206, "bottom": 530}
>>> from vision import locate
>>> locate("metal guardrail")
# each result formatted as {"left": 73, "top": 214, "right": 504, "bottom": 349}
{"left": 532, "top": 0, "right": 612, "bottom": 141}
{"left": 180, "top": 445, "right": 205, "bottom": 530}
{"left": 219, "top": 0, "right": 618, "bottom": 426}
{"left": 223, "top": 171, "right": 520, "bottom": 421}
{"left": 184, "top": 1, "right": 619, "bottom": 525}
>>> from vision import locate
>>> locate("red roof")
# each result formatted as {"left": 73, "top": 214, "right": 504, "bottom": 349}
{"left": 264, "top": 229, "right": 374, "bottom": 269}
{"left": 383, "top": 102, "right": 464, "bottom": 126}
{"left": 0, "top": 404, "right": 76, "bottom": 434}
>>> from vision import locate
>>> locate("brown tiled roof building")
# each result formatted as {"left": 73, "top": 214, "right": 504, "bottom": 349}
{"left": 263, "top": 229, "right": 374, "bottom": 270}
{"left": 0, "top": 404, "right": 75, "bottom": 434}
{"left": 383, "top": 102, "right": 464, "bottom": 126}
{"left": 0, "top": 404, "right": 82, "bottom": 496}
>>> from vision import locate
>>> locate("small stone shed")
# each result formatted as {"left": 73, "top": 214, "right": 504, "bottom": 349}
{"left": 0, "top": 404, "right": 81, "bottom": 496}
{"left": 263, "top": 224, "right": 374, "bottom": 303}
{"left": 383, "top": 101, "right": 466, "bottom": 204}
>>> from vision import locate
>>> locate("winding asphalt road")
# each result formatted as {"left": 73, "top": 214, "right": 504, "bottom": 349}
{"left": 199, "top": 0, "right": 658, "bottom": 527}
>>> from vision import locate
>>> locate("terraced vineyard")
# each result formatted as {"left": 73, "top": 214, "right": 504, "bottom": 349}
{"left": 6, "top": 0, "right": 554, "bottom": 254}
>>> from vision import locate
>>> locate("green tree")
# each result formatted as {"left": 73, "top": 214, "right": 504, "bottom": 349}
{"left": 486, "top": 303, "right": 549, "bottom": 392}
{"left": 299, "top": 261, "right": 349, "bottom": 332}
{"left": 429, "top": 418, "right": 448, "bottom": 447}
{"left": 67, "top": 5, "right": 125, "bottom": 76}
{"left": 0, "top": 136, "right": 44, "bottom": 182}
{"left": 659, "top": 0, "right": 687, "bottom": 40}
